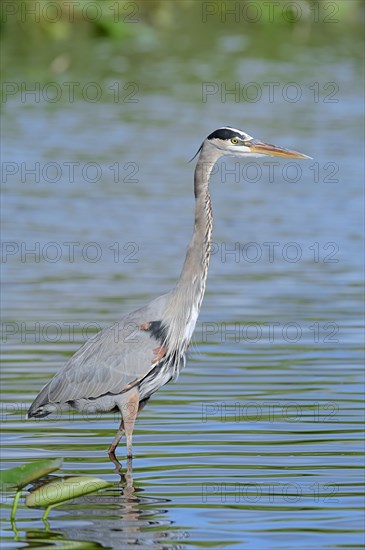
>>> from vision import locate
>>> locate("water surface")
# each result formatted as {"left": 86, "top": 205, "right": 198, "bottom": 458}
{"left": 1, "top": 19, "right": 364, "bottom": 550}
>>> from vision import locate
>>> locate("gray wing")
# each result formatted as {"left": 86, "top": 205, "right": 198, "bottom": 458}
{"left": 29, "top": 294, "right": 169, "bottom": 410}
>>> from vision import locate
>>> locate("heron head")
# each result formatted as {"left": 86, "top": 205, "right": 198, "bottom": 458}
{"left": 204, "top": 126, "right": 311, "bottom": 160}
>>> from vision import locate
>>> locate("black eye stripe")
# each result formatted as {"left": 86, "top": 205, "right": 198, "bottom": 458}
{"left": 207, "top": 127, "right": 247, "bottom": 141}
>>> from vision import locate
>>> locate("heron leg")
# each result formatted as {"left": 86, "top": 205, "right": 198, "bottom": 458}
{"left": 108, "top": 419, "right": 125, "bottom": 458}
{"left": 121, "top": 388, "right": 140, "bottom": 458}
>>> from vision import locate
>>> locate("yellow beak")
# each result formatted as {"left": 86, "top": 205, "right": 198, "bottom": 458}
{"left": 249, "top": 140, "right": 312, "bottom": 159}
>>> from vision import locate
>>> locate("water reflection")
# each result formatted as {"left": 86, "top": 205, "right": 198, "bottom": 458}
{"left": 10, "top": 462, "right": 186, "bottom": 550}
{"left": 52, "top": 489, "right": 178, "bottom": 550}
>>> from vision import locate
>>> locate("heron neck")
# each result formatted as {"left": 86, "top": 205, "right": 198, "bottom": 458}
{"left": 169, "top": 145, "right": 221, "bottom": 314}
{"left": 177, "top": 153, "right": 217, "bottom": 293}
{"left": 161, "top": 145, "right": 222, "bottom": 369}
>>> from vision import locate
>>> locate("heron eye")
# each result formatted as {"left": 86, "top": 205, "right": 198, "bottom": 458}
{"left": 231, "top": 138, "right": 239, "bottom": 144}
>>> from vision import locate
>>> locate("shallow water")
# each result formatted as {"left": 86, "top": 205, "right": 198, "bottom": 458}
{"left": 1, "top": 19, "right": 364, "bottom": 550}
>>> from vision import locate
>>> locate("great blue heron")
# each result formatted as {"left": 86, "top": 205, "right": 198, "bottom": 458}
{"left": 27, "top": 126, "right": 310, "bottom": 460}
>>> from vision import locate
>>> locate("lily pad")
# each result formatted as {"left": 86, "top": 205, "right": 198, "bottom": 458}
{"left": 26, "top": 476, "right": 111, "bottom": 509}
{"left": 0, "top": 458, "right": 63, "bottom": 490}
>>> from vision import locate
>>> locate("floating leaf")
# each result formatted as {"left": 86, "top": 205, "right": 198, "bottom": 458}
{"left": 0, "top": 458, "right": 63, "bottom": 490}
{"left": 26, "top": 476, "right": 111, "bottom": 509}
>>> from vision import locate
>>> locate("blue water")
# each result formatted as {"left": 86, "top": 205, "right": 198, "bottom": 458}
{"left": 1, "top": 22, "right": 364, "bottom": 550}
